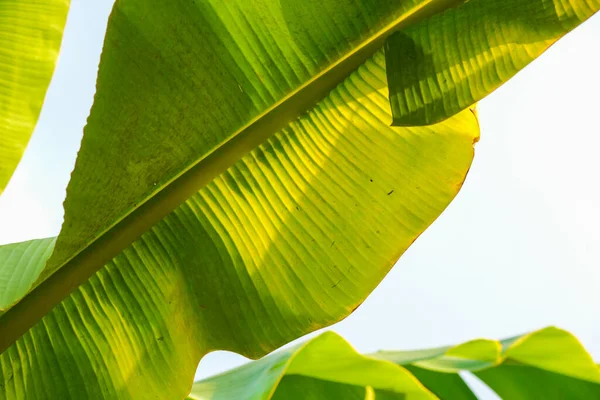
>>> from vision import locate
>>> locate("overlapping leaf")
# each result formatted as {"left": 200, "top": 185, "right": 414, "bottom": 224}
{"left": 0, "top": 0, "right": 70, "bottom": 193}
{"left": 385, "top": 0, "right": 600, "bottom": 125}
{"left": 189, "top": 327, "right": 600, "bottom": 399}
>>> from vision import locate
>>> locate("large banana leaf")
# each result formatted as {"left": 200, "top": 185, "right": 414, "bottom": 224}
{"left": 0, "top": 52, "right": 479, "bottom": 398}
{"left": 2, "top": 0, "right": 598, "bottom": 358}
{"left": 0, "top": 0, "right": 70, "bottom": 193}
{"left": 0, "top": 0, "right": 470, "bottom": 355}
{"left": 189, "top": 327, "right": 600, "bottom": 399}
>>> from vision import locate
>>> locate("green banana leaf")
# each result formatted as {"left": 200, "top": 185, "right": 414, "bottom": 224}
{"left": 1, "top": 0, "right": 467, "bottom": 340}
{"left": 0, "top": 0, "right": 70, "bottom": 193}
{"left": 189, "top": 327, "right": 600, "bottom": 399}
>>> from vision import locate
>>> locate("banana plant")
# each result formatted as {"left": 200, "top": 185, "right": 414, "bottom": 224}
{"left": 0, "top": 0, "right": 69, "bottom": 193}
{"left": 0, "top": 0, "right": 598, "bottom": 399}
{"left": 189, "top": 327, "right": 600, "bottom": 399}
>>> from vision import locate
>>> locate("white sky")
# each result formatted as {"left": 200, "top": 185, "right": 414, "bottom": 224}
{"left": 0, "top": 1, "right": 598, "bottom": 396}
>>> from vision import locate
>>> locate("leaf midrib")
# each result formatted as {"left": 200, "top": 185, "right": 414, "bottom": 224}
{"left": 0, "top": 0, "right": 464, "bottom": 353}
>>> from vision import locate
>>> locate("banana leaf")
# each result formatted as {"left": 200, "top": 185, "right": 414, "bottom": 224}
{"left": 0, "top": 0, "right": 70, "bottom": 193}
{"left": 189, "top": 327, "right": 600, "bottom": 399}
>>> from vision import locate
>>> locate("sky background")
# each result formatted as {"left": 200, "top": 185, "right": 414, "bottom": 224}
{"left": 0, "top": 1, "right": 599, "bottom": 397}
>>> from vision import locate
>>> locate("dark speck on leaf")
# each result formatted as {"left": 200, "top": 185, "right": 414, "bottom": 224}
{"left": 387, "top": 190, "right": 394, "bottom": 195}
{"left": 157, "top": 336, "right": 164, "bottom": 342}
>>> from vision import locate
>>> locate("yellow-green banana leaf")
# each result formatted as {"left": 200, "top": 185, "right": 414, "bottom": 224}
{"left": 0, "top": 0, "right": 70, "bottom": 193}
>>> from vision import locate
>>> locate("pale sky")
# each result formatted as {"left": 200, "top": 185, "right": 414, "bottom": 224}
{"left": 0, "top": 1, "right": 598, "bottom": 397}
